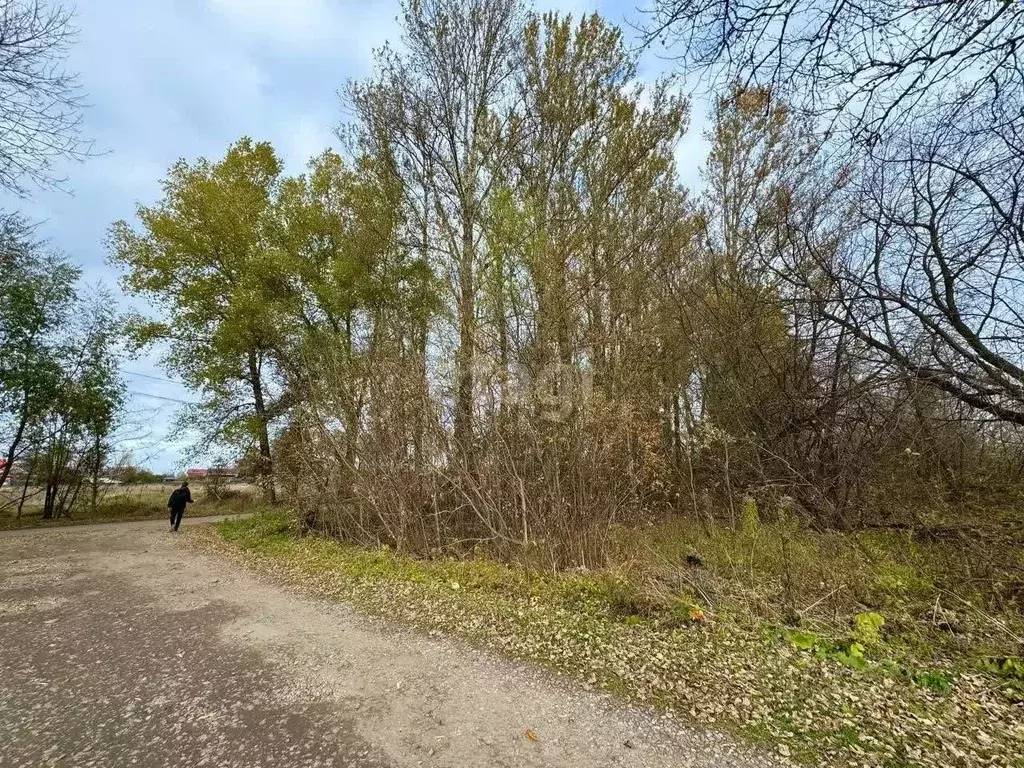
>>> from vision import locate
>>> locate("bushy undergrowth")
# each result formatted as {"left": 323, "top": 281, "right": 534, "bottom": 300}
{"left": 624, "top": 507, "right": 1024, "bottom": 664}
{"left": 203, "top": 509, "right": 1024, "bottom": 767}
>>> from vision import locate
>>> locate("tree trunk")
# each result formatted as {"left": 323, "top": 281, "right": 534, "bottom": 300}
{"left": 91, "top": 432, "right": 101, "bottom": 513}
{"left": 415, "top": 186, "right": 430, "bottom": 473}
{"left": 16, "top": 461, "right": 34, "bottom": 519}
{"left": 495, "top": 252, "right": 510, "bottom": 428}
{"left": 248, "top": 349, "right": 276, "bottom": 503}
{"left": 454, "top": 212, "right": 476, "bottom": 466}
{"left": 344, "top": 313, "right": 358, "bottom": 468}
{"left": 414, "top": 322, "right": 428, "bottom": 472}
{"left": 42, "top": 481, "right": 55, "bottom": 519}
{"left": 0, "top": 401, "right": 29, "bottom": 491}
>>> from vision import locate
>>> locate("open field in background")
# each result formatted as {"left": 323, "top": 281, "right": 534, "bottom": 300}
{"left": 0, "top": 481, "right": 256, "bottom": 531}
{"left": 196, "top": 508, "right": 1024, "bottom": 768}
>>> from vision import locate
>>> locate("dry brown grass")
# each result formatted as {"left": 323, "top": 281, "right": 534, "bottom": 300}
{"left": 0, "top": 480, "right": 257, "bottom": 531}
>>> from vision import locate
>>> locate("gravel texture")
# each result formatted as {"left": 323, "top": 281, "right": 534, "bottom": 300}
{"left": 0, "top": 518, "right": 788, "bottom": 768}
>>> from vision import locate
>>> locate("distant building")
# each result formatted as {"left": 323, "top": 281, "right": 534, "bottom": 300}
{"left": 186, "top": 466, "right": 238, "bottom": 479}
{"left": 0, "top": 457, "right": 25, "bottom": 480}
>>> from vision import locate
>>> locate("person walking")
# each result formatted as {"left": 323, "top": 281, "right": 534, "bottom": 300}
{"left": 167, "top": 481, "right": 193, "bottom": 532}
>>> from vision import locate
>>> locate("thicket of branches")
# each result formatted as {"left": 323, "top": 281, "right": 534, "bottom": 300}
{"left": 0, "top": 0, "right": 89, "bottom": 195}
{"left": 113, "top": 0, "right": 1024, "bottom": 567}
{"left": 643, "top": 0, "right": 1024, "bottom": 425}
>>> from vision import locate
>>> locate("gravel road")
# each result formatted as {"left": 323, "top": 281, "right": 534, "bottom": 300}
{"left": 0, "top": 518, "right": 788, "bottom": 768}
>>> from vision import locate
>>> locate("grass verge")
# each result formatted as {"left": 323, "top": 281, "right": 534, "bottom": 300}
{"left": 193, "top": 510, "right": 1024, "bottom": 768}
{"left": 0, "top": 493, "right": 253, "bottom": 531}
{"left": 0, "top": 502, "right": 170, "bottom": 531}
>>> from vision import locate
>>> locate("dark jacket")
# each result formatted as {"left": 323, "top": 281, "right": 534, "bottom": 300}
{"left": 167, "top": 487, "right": 193, "bottom": 511}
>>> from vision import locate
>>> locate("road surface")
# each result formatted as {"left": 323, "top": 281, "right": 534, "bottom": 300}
{"left": 0, "top": 519, "right": 785, "bottom": 768}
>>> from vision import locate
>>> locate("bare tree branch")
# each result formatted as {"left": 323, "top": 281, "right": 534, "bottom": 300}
{"left": 0, "top": 0, "right": 91, "bottom": 195}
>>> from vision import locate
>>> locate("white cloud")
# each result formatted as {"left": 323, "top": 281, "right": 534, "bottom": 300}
{"left": 278, "top": 114, "right": 337, "bottom": 171}
{"left": 208, "top": 0, "right": 339, "bottom": 45}
{"left": 207, "top": 0, "right": 399, "bottom": 67}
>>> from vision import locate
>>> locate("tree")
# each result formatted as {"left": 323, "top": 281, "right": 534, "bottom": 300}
{"left": 680, "top": 86, "right": 886, "bottom": 524}
{"left": 811, "top": 101, "right": 1024, "bottom": 425}
{"left": 641, "top": 0, "right": 1024, "bottom": 144}
{"left": 511, "top": 12, "right": 688, "bottom": 403}
{"left": 0, "top": 218, "right": 123, "bottom": 517}
{"left": 271, "top": 150, "right": 437, "bottom": 468}
{"left": 348, "top": 0, "right": 526, "bottom": 463}
{"left": 112, "top": 464, "right": 164, "bottom": 484}
{"left": 35, "top": 292, "right": 123, "bottom": 519}
{"left": 0, "top": 214, "right": 75, "bottom": 491}
{"left": 644, "top": 0, "right": 1024, "bottom": 432}
{"left": 311, "top": 8, "right": 704, "bottom": 559}
{"left": 689, "top": 88, "right": 801, "bottom": 437}
{"left": 108, "top": 139, "right": 285, "bottom": 501}
{"left": 0, "top": 1, "right": 90, "bottom": 194}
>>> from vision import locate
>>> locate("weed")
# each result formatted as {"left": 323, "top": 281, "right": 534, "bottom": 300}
{"left": 830, "top": 641, "right": 868, "bottom": 670}
{"left": 979, "top": 656, "right": 1024, "bottom": 702}
{"left": 871, "top": 564, "right": 934, "bottom": 603}
{"left": 783, "top": 628, "right": 819, "bottom": 651}
{"left": 832, "top": 726, "right": 861, "bottom": 748}
{"left": 740, "top": 496, "right": 759, "bottom": 534}
{"left": 852, "top": 612, "right": 885, "bottom": 645}
{"left": 913, "top": 669, "right": 953, "bottom": 692}
{"left": 981, "top": 656, "right": 1024, "bottom": 680}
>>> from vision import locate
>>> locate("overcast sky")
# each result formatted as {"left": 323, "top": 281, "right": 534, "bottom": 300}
{"left": 0, "top": 0, "right": 710, "bottom": 472}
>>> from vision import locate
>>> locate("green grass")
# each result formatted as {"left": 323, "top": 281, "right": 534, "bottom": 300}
{"left": 199, "top": 510, "right": 1024, "bottom": 768}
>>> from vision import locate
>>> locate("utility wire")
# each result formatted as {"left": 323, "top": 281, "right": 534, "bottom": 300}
{"left": 123, "top": 370, "right": 193, "bottom": 404}
{"left": 123, "top": 369, "right": 179, "bottom": 385}
{"left": 127, "top": 390, "right": 196, "bottom": 405}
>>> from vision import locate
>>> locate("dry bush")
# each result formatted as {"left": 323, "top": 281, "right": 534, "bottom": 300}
{"left": 278, "top": 391, "right": 671, "bottom": 569}
{"left": 672, "top": 372, "right": 1024, "bottom": 532}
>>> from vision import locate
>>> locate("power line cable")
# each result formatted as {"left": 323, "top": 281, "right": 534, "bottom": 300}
{"left": 123, "top": 369, "right": 179, "bottom": 384}
{"left": 127, "top": 390, "right": 196, "bottom": 405}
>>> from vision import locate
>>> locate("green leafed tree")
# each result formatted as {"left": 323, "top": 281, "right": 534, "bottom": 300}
{"left": 108, "top": 138, "right": 285, "bottom": 501}
{"left": 271, "top": 149, "right": 437, "bottom": 471}
{"left": 1, "top": 215, "right": 124, "bottom": 517}
{"left": 35, "top": 291, "right": 124, "bottom": 518}
{"left": 348, "top": 0, "right": 526, "bottom": 464}
{"left": 0, "top": 214, "right": 74, "bottom": 491}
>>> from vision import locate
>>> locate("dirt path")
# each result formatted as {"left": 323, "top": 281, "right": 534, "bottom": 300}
{"left": 0, "top": 521, "right": 787, "bottom": 768}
